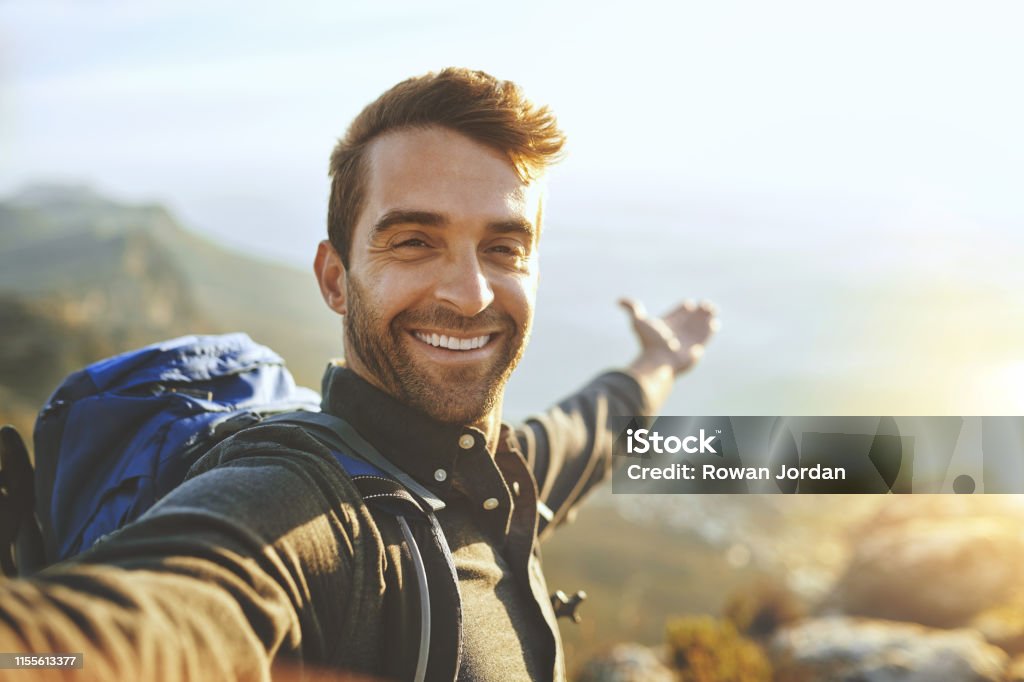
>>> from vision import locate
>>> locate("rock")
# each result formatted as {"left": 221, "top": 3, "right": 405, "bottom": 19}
{"left": 576, "top": 643, "right": 675, "bottom": 682}
{"left": 771, "top": 616, "right": 1008, "bottom": 682}
{"left": 832, "top": 516, "right": 1024, "bottom": 627}
{"left": 1007, "top": 654, "right": 1024, "bottom": 682}
{"left": 854, "top": 497, "right": 1024, "bottom": 530}
{"left": 971, "top": 603, "right": 1024, "bottom": 656}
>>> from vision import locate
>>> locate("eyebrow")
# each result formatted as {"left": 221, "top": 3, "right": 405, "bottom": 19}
{"left": 371, "top": 210, "right": 535, "bottom": 240}
{"left": 487, "top": 218, "right": 535, "bottom": 240}
{"left": 372, "top": 210, "right": 446, "bottom": 235}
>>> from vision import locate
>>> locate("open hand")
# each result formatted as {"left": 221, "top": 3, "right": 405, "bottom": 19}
{"left": 619, "top": 298, "right": 720, "bottom": 377}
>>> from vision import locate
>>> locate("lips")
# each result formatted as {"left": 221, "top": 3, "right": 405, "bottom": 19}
{"left": 412, "top": 330, "right": 493, "bottom": 351}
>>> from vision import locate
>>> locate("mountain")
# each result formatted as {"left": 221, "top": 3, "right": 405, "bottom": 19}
{"left": 0, "top": 184, "right": 341, "bottom": 439}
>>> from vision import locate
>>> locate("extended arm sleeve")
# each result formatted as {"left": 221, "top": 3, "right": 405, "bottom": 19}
{"left": 0, "top": 428, "right": 381, "bottom": 682}
{"left": 515, "top": 370, "right": 650, "bottom": 541}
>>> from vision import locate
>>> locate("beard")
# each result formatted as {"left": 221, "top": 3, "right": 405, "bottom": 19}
{"left": 343, "top": 275, "right": 529, "bottom": 425}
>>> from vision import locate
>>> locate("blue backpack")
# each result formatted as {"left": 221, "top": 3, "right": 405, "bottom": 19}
{"left": 31, "top": 333, "right": 323, "bottom": 563}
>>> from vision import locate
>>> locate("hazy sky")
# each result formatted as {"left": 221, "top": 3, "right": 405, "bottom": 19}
{"left": 2, "top": 1, "right": 1021, "bottom": 262}
{"left": 2, "top": 1, "right": 1022, "bottom": 414}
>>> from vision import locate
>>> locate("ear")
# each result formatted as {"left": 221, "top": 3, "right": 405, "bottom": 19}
{"left": 314, "top": 240, "right": 348, "bottom": 316}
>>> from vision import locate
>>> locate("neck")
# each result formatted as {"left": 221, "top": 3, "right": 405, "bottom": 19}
{"left": 471, "top": 398, "right": 504, "bottom": 455}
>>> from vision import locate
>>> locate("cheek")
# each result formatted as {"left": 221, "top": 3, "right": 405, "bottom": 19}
{"left": 495, "top": 275, "right": 537, "bottom": 327}
{"left": 363, "top": 269, "right": 434, "bottom": 318}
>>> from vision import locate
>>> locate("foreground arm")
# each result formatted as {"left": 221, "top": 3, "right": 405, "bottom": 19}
{"left": 0, "top": 428, "right": 380, "bottom": 682}
{"left": 521, "top": 298, "right": 719, "bottom": 539}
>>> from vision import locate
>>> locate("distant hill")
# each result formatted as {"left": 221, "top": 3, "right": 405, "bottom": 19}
{"left": 0, "top": 184, "right": 341, "bottom": 440}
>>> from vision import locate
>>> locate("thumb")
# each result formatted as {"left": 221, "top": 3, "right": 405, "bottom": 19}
{"left": 618, "top": 298, "right": 647, "bottom": 323}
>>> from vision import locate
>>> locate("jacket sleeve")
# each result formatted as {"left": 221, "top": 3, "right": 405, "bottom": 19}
{"left": 0, "top": 427, "right": 382, "bottom": 682}
{"left": 514, "top": 370, "right": 650, "bottom": 541}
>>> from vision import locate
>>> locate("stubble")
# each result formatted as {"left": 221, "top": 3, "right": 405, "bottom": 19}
{"left": 343, "top": 275, "right": 529, "bottom": 425}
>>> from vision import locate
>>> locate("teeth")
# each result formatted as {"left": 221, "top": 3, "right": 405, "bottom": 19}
{"left": 414, "top": 332, "right": 491, "bottom": 351}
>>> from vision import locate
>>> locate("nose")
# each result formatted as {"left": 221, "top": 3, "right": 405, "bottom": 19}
{"left": 433, "top": 247, "right": 495, "bottom": 317}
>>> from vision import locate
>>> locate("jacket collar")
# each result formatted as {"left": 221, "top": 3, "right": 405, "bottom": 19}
{"left": 320, "top": 362, "right": 520, "bottom": 498}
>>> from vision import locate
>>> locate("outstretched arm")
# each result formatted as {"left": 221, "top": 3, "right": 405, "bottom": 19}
{"left": 521, "top": 298, "right": 719, "bottom": 539}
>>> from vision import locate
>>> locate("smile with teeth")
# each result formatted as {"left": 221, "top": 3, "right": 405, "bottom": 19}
{"left": 413, "top": 331, "right": 492, "bottom": 351}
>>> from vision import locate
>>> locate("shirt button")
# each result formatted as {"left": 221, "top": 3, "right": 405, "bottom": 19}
{"left": 482, "top": 497, "right": 500, "bottom": 511}
{"left": 458, "top": 434, "right": 475, "bottom": 450}
{"left": 512, "top": 481, "right": 521, "bottom": 496}
{"left": 434, "top": 469, "right": 448, "bottom": 482}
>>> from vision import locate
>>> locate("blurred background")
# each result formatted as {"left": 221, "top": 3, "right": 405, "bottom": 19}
{"left": 2, "top": 2, "right": 1023, "bottom": 679}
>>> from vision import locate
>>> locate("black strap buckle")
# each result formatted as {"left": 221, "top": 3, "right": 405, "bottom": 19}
{"left": 551, "top": 589, "right": 587, "bottom": 623}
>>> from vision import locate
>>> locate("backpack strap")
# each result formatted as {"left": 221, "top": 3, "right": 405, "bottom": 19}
{"left": 0, "top": 426, "right": 45, "bottom": 578}
{"left": 266, "top": 411, "right": 445, "bottom": 513}
{"left": 397, "top": 515, "right": 431, "bottom": 682}
{"left": 265, "top": 411, "right": 460, "bottom": 682}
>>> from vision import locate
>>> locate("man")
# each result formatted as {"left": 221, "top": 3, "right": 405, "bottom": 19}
{"left": 0, "top": 68, "right": 716, "bottom": 680}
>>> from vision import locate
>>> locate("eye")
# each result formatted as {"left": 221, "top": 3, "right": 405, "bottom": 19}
{"left": 488, "top": 241, "right": 527, "bottom": 258}
{"left": 394, "top": 237, "right": 429, "bottom": 249}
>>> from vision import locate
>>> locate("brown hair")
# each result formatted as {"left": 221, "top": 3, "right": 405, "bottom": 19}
{"left": 327, "top": 67, "right": 566, "bottom": 266}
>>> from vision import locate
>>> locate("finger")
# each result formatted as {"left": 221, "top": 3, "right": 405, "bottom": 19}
{"left": 641, "top": 317, "right": 680, "bottom": 351}
{"left": 663, "top": 300, "right": 705, "bottom": 326}
{"left": 617, "top": 298, "right": 648, "bottom": 321}
{"left": 667, "top": 300, "right": 717, "bottom": 326}
{"left": 698, "top": 300, "right": 718, "bottom": 316}
{"left": 659, "top": 300, "right": 696, "bottom": 325}
{"left": 709, "top": 318, "right": 722, "bottom": 334}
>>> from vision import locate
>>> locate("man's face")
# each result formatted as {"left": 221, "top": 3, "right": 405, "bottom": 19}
{"left": 339, "top": 126, "right": 542, "bottom": 425}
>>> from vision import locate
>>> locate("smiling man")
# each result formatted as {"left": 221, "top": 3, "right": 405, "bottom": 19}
{"left": 302, "top": 69, "right": 717, "bottom": 680}
{"left": 0, "top": 69, "right": 716, "bottom": 681}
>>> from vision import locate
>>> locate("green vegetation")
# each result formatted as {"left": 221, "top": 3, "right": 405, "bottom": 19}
{"left": 723, "top": 579, "right": 805, "bottom": 638}
{"left": 666, "top": 616, "right": 772, "bottom": 682}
